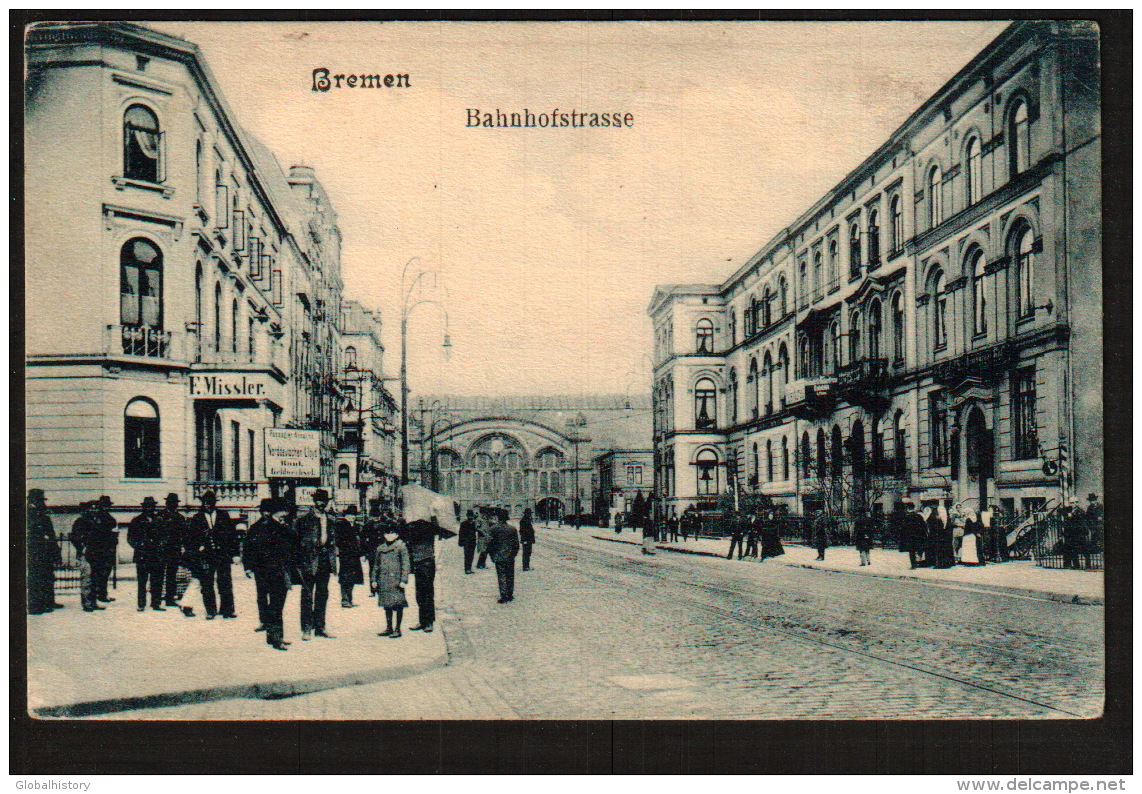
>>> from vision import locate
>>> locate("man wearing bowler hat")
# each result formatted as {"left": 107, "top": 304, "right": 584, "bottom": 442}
{"left": 157, "top": 493, "right": 188, "bottom": 607}
{"left": 294, "top": 488, "right": 338, "bottom": 640}
{"left": 87, "top": 496, "right": 120, "bottom": 603}
{"left": 186, "top": 490, "right": 239, "bottom": 619}
{"left": 126, "top": 496, "right": 166, "bottom": 611}
{"left": 243, "top": 498, "right": 296, "bottom": 650}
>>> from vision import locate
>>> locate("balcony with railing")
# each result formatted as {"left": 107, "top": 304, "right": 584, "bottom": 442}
{"left": 837, "top": 357, "right": 891, "bottom": 412}
{"left": 105, "top": 324, "right": 186, "bottom": 362}
{"left": 785, "top": 376, "right": 837, "bottom": 420}
{"left": 190, "top": 480, "right": 268, "bottom": 507}
{"left": 932, "top": 341, "right": 1017, "bottom": 387}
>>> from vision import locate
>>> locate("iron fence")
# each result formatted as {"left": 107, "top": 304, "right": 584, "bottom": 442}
{"left": 53, "top": 533, "right": 119, "bottom": 592}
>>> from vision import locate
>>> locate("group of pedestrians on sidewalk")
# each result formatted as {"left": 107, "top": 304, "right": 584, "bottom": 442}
{"left": 457, "top": 506, "right": 535, "bottom": 603}
{"left": 726, "top": 512, "right": 785, "bottom": 562}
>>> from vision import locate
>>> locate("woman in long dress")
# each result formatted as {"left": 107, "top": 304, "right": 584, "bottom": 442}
{"left": 960, "top": 509, "right": 982, "bottom": 565}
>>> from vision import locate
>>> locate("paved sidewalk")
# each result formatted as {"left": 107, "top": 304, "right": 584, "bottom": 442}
{"left": 552, "top": 523, "right": 1104, "bottom": 605}
{"left": 27, "top": 569, "right": 447, "bottom": 718}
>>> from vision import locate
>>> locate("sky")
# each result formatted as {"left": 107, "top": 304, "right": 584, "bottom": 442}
{"left": 151, "top": 20, "right": 1009, "bottom": 398}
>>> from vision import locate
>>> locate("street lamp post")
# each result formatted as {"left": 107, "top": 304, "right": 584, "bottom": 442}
{"left": 566, "top": 413, "right": 589, "bottom": 530}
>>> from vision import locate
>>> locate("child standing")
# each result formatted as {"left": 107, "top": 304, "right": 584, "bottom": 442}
{"left": 372, "top": 527, "right": 410, "bottom": 638}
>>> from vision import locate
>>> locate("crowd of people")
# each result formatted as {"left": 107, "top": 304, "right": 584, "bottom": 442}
{"left": 25, "top": 488, "right": 538, "bottom": 652}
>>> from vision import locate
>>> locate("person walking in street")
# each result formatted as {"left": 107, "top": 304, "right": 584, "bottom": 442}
{"left": 70, "top": 502, "right": 102, "bottom": 612}
{"left": 87, "top": 496, "right": 119, "bottom": 604}
{"left": 157, "top": 493, "right": 188, "bottom": 607}
{"left": 126, "top": 496, "right": 166, "bottom": 611}
{"left": 404, "top": 515, "right": 447, "bottom": 632}
{"left": 928, "top": 503, "right": 955, "bottom": 569}
{"left": 897, "top": 502, "right": 927, "bottom": 569}
{"left": 27, "top": 489, "right": 62, "bottom": 615}
{"left": 760, "top": 508, "right": 786, "bottom": 560}
{"left": 726, "top": 514, "right": 746, "bottom": 560}
{"left": 519, "top": 507, "right": 536, "bottom": 571}
{"left": 853, "top": 513, "right": 874, "bottom": 566}
{"left": 640, "top": 508, "right": 657, "bottom": 555}
{"left": 960, "top": 508, "right": 983, "bottom": 565}
{"left": 458, "top": 509, "right": 478, "bottom": 574}
{"left": 487, "top": 508, "right": 521, "bottom": 603}
{"left": 373, "top": 523, "right": 410, "bottom": 638}
{"left": 1061, "top": 497, "right": 1090, "bottom": 570}
{"left": 949, "top": 503, "right": 967, "bottom": 563}
{"left": 743, "top": 514, "right": 760, "bottom": 559}
{"left": 336, "top": 505, "right": 365, "bottom": 607}
{"left": 295, "top": 489, "right": 338, "bottom": 640}
{"left": 243, "top": 498, "right": 296, "bottom": 651}
{"left": 812, "top": 511, "right": 830, "bottom": 561}
{"left": 475, "top": 508, "right": 492, "bottom": 569}
{"left": 186, "top": 490, "right": 239, "bottom": 619}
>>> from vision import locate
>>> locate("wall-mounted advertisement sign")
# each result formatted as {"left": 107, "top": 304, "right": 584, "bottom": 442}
{"left": 264, "top": 428, "right": 321, "bottom": 479}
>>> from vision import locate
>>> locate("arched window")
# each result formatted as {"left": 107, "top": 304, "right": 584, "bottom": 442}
{"left": 890, "top": 195, "right": 904, "bottom": 254}
{"left": 871, "top": 417, "right": 885, "bottom": 475}
{"left": 932, "top": 270, "right": 948, "bottom": 350}
{"left": 230, "top": 298, "right": 239, "bottom": 353}
{"left": 849, "top": 309, "right": 862, "bottom": 362}
{"left": 801, "top": 431, "right": 812, "bottom": 478}
{"left": 867, "top": 210, "right": 881, "bottom": 267}
{"left": 798, "top": 335, "right": 810, "bottom": 379}
{"left": 751, "top": 442, "right": 759, "bottom": 482}
{"left": 781, "top": 436, "right": 789, "bottom": 480}
{"left": 891, "top": 292, "right": 905, "bottom": 363}
{"left": 120, "top": 238, "right": 163, "bottom": 329}
{"left": 248, "top": 315, "right": 255, "bottom": 356}
{"left": 850, "top": 420, "right": 866, "bottom": 477}
{"left": 968, "top": 246, "right": 987, "bottom": 336}
{"left": 830, "top": 320, "right": 842, "bottom": 372}
{"left": 765, "top": 439, "right": 773, "bottom": 483}
{"left": 1009, "top": 99, "right": 1030, "bottom": 176}
{"left": 778, "top": 277, "right": 788, "bottom": 316}
{"left": 868, "top": 299, "right": 883, "bottom": 360}
{"left": 213, "top": 282, "right": 223, "bottom": 351}
{"left": 830, "top": 425, "right": 843, "bottom": 477}
{"left": 798, "top": 261, "right": 808, "bottom": 308}
{"left": 893, "top": 409, "right": 907, "bottom": 474}
{"left": 778, "top": 344, "right": 789, "bottom": 408}
{"left": 696, "top": 449, "right": 719, "bottom": 495}
{"left": 813, "top": 252, "right": 823, "bottom": 297}
{"left": 695, "top": 318, "right": 714, "bottom": 354}
{"left": 763, "top": 287, "right": 774, "bottom": 328}
{"left": 694, "top": 378, "right": 717, "bottom": 429}
{"left": 748, "top": 296, "right": 760, "bottom": 336}
{"left": 762, "top": 352, "right": 773, "bottom": 415}
{"left": 338, "top": 464, "right": 351, "bottom": 490}
{"left": 828, "top": 239, "right": 839, "bottom": 285}
{"left": 849, "top": 223, "right": 862, "bottom": 279}
{"left": 748, "top": 358, "right": 759, "bottom": 418}
{"left": 928, "top": 166, "right": 943, "bottom": 228}
{"left": 345, "top": 345, "right": 358, "bottom": 369}
{"left": 727, "top": 368, "right": 738, "bottom": 424}
{"left": 124, "top": 397, "right": 160, "bottom": 478}
{"left": 194, "top": 264, "right": 204, "bottom": 361}
{"left": 966, "top": 136, "right": 982, "bottom": 205}
{"left": 817, "top": 428, "right": 828, "bottom": 477}
{"left": 1012, "top": 223, "right": 1036, "bottom": 319}
{"left": 123, "top": 104, "right": 161, "bottom": 183}
{"left": 727, "top": 310, "right": 736, "bottom": 346}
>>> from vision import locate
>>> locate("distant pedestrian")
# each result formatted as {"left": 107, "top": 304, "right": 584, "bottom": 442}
{"left": 475, "top": 508, "right": 491, "bottom": 569}
{"left": 337, "top": 505, "right": 365, "bottom": 607}
{"left": 243, "top": 498, "right": 297, "bottom": 651}
{"left": 295, "top": 489, "right": 338, "bottom": 639}
{"left": 88, "top": 496, "right": 119, "bottom": 604}
{"left": 640, "top": 510, "right": 657, "bottom": 555}
{"left": 743, "top": 515, "right": 760, "bottom": 559}
{"left": 372, "top": 524, "right": 410, "bottom": 638}
{"left": 760, "top": 510, "right": 785, "bottom": 560}
{"left": 928, "top": 504, "right": 955, "bottom": 569}
{"left": 26, "top": 489, "right": 62, "bottom": 615}
{"left": 812, "top": 512, "right": 830, "bottom": 561}
{"left": 487, "top": 508, "right": 520, "bottom": 603}
{"left": 1061, "top": 497, "right": 1090, "bottom": 569}
{"left": 949, "top": 503, "right": 967, "bottom": 563}
{"left": 727, "top": 515, "right": 745, "bottom": 559}
{"left": 157, "top": 493, "right": 188, "bottom": 607}
{"left": 853, "top": 514, "right": 874, "bottom": 566}
{"left": 458, "top": 509, "right": 478, "bottom": 574}
{"left": 960, "top": 508, "right": 982, "bottom": 565}
{"left": 186, "top": 490, "right": 239, "bottom": 619}
{"left": 519, "top": 508, "right": 536, "bottom": 571}
{"left": 70, "top": 501, "right": 102, "bottom": 612}
{"left": 897, "top": 503, "right": 927, "bottom": 568}
{"left": 126, "top": 496, "right": 166, "bottom": 611}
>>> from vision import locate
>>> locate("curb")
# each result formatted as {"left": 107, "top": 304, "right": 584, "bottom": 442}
{"left": 33, "top": 648, "right": 449, "bottom": 719}
{"left": 588, "top": 534, "right": 1103, "bottom": 606}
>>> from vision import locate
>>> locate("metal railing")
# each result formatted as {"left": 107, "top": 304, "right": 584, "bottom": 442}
{"left": 190, "top": 481, "right": 267, "bottom": 505}
{"left": 107, "top": 324, "right": 180, "bottom": 359}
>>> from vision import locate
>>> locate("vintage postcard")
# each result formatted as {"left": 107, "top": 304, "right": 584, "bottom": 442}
{"left": 22, "top": 18, "right": 1106, "bottom": 729}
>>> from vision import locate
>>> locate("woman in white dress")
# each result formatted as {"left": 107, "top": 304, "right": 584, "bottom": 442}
{"left": 960, "top": 508, "right": 982, "bottom": 565}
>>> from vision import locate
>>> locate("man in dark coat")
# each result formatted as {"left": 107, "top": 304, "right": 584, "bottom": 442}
{"left": 458, "top": 509, "right": 478, "bottom": 574}
{"left": 27, "top": 489, "right": 62, "bottom": 615}
{"left": 70, "top": 502, "right": 102, "bottom": 612}
{"left": 243, "top": 498, "right": 296, "bottom": 651}
{"left": 487, "top": 508, "right": 521, "bottom": 603}
{"left": 336, "top": 505, "right": 364, "bottom": 607}
{"left": 294, "top": 489, "right": 338, "bottom": 639}
{"left": 87, "top": 496, "right": 120, "bottom": 603}
{"left": 403, "top": 515, "right": 448, "bottom": 632}
{"left": 897, "top": 502, "right": 928, "bottom": 569}
{"left": 126, "top": 496, "right": 166, "bottom": 611}
{"left": 726, "top": 514, "right": 746, "bottom": 559}
{"left": 812, "top": 511, "right": 830, "bottom": 561}
{"left": 360, "top": 501, "right": 386, "bottom": 594}
{"left": 157, "top": 493, "right": 188, "bottom": 606}
{"left": 185, "top": 491, "right": 239, "bottom": 619}
{"left": 1061, "top": 497, "right": 1090, "bottom": 569}
{"left": 518, "top": 507, "right": 536, "bottom": 571}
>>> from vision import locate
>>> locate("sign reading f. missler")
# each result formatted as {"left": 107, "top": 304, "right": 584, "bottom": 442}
{"left": 264, "top": 428, "right": 321, "bottom": 479}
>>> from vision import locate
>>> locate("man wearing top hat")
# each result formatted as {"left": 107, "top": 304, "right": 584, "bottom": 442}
{"left": 186, "top": 490, "right": 239, "bottom": 619}
{"left": 294, "top": 488, "right": 338, "bottom": 639}
{"left": 157, "top": 493, "right": 188, "bottom": 607}
{"left": 126, "top": 496, "right": 166, "bottom": 611}
{"left": 26, "top": 488, "right": 62, "bottom": 615}
{"left": 86, "top": 495, "right": 120, "bottom": 603}
{"left": 243, "top": 497, "right": 297, "bottom": 651}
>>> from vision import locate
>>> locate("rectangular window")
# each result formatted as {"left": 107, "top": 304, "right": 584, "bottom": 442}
{"left": 930, "top": 391, "right": 948, "bottom": 466}
{"left": 248, "top": 428, "right": 256, "bottom": 481}
{"left": 1011, "top": 367, "right": 1038, "bottom": 460}
{"left": 231, "top": 420, "right": 241, "bottom": 481}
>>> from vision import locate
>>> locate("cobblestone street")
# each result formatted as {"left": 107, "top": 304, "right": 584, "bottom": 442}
{"left": 117, "top": 526, "right": 1103, "bottom": 720}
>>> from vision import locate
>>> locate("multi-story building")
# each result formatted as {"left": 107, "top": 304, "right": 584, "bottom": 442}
{"left": 650, "top": 21, "right": 1100, "bottom": 524}
{"left": 25, "top": 22, "right": 351, "bottom": 518}
{"left": 592, "top": 448, "right": 654, "bottom": 524}
{"left": 336, "top": 300, "right": 399, "bottom": 510}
